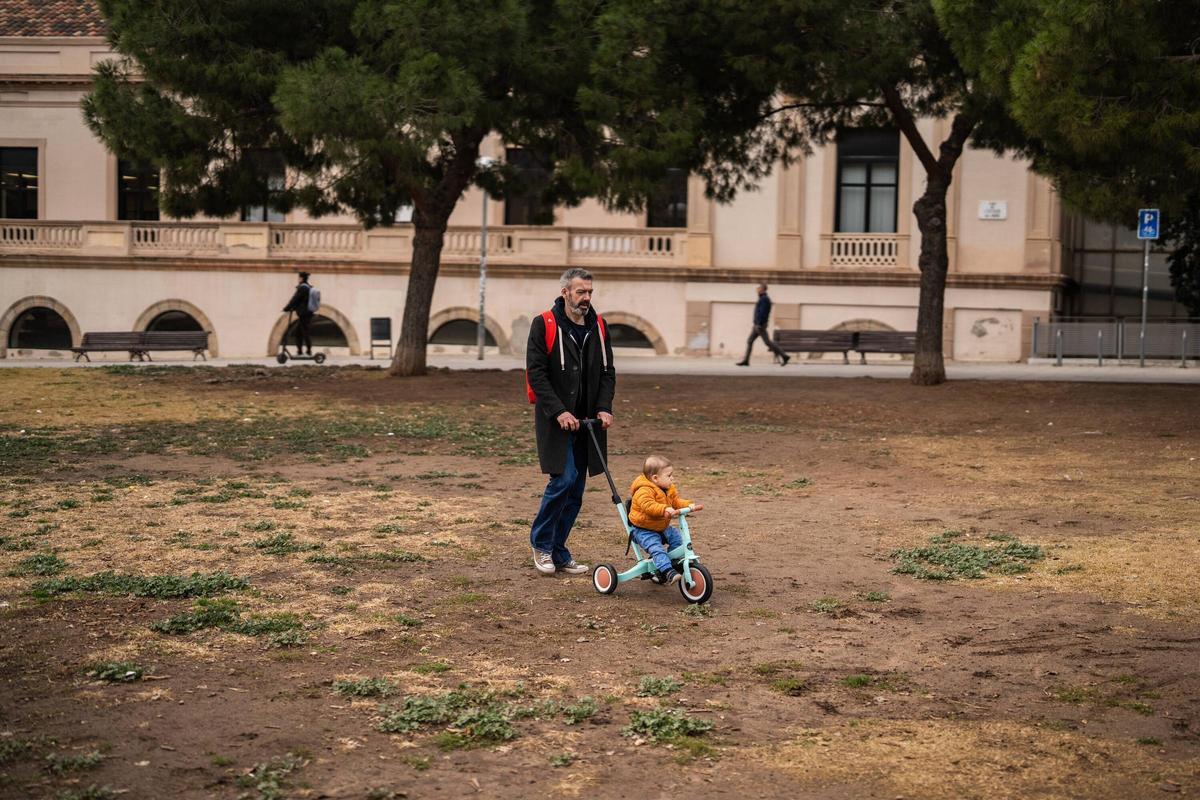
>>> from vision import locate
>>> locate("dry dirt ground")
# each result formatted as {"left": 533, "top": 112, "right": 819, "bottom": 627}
{"left": 0, "top": 365, "right": 1197, "bottom": 800}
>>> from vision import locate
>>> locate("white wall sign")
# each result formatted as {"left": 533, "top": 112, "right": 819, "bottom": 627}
{"left": 979, "top": 201, "right": 1008, "bottom": 220}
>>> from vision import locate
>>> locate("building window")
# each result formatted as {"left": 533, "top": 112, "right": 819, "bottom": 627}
{"left": 1, "top": 147, "right": 38, "bottom": 219}
{"left": 608, "top": 323, "right": 654, "bottom": 348}
{"left": 117, "top": 159, "right": 160, "bottom": 221}
{"left": 241, "top": 152, "right": 286, "bottom": 223}
{"left": 8, "top": 306, "right": 71, "bottom": 350}
{"left": 429, "top": 319, "right": 497, "bottom": 347}
{"left": 646, "top": 168, "right": 688, "bottom": 228}
{"left": 503, "top": 148, "right": 554, "bottom": 226}
{"left": 835, "top": 129, "right": 899, "bottom": 233}
{"left": 147, "top": 310, "right": 203, "bottom": 332}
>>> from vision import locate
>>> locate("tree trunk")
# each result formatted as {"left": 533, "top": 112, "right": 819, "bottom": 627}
{"left": 389, "top": 220, "right": 449, "bottom": 377}
{"left": 911, "top": 178, "right": 951, "bottom": 385}
{"left": 879, "top": 95, "right": 976, "bottom": 386}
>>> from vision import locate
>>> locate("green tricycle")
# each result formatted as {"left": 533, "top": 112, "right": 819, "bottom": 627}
{"left": 578, "top": 419, "right": 714, "bottom": 604}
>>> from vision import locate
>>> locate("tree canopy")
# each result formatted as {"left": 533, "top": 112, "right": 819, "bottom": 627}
{"left": 85, "top": 0, "right": 610, "bottom": 375}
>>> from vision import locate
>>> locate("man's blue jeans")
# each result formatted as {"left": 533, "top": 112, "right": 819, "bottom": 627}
{"left": 530, "top": 433, "right": 587, "bottom": 567}
{"left": 630, "top": 524, "right": 683, "bottom": 574}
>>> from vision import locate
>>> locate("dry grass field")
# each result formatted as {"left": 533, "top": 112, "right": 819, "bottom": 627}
{"left": 0, "top": 365, "right": 1197, "bottom": 799}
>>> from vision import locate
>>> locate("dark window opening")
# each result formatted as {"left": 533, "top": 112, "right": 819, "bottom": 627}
{"left": 118, "top": 159, "right": 161, "bottom": 221}
{"left": 503, "top": 148, "right": 554, "bottom": 226}
{"left": 284, "top": 315, "right": 348, "bottom": 347}
{"left": 429, "top": 319, "right": 497, "bottom": 346}
{"left": 8, "top": 307, "right": 70, "bottom": 349}
{"left": 647, "top": 168, "right": 688, "bottom": 228}
{"left": 608, "top": 323, "right": 653, "bottom": 349}
{"left": 836, "top": 128, "right": 899, "bottom": 233}
{"left": 147, "top": 310, "right": 203, "bottom": 332}
{"left": 241, "top": 151, "right": 286, "bottom": 223}
{"left": 1, "top": 147, "right": 38, "bottom": 219}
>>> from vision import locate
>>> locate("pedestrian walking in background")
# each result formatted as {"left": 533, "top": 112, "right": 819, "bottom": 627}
{"left": 736, "top": 283, "right": 789, "bottom": 366}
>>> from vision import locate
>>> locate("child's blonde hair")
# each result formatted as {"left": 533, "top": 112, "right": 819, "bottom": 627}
{"left": 642, "top": 454, "right": 671, "bottom": 478}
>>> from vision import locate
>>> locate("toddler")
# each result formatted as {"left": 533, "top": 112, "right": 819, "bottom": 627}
{"left": 627, "top": 455, "right": 704, "bottom": 585}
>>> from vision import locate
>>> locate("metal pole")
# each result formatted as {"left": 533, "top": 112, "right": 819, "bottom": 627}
{"left": 1032, "top": 317, "right": 1039, "bottom": 358}
{"left": 477, "top": 192, "right": 488, "bottom": 361}
{"left": 1097, "top": 329, "right": 1103, "bottom": 367}
{"left": 1055, "top": 328, "right": 1063, "bottom": 367}
{"left": 1139, "top": 239, "right": 1150, "bottom": 367}
{"left": 1182, "top": 329, "right": 1189, "bottom": 369}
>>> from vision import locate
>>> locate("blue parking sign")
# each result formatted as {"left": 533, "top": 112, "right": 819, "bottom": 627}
{"left": 1137, "top": 208, "right": 1160, "bottom": 240}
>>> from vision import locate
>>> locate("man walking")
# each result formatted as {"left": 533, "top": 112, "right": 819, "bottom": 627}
{"left": 283, "top": 271, "right": 316, "bottom": 355}
{"left": 526, "top": 268, "right": 616, "bottom": 575}
{"left": 736, "top": 283, "right": 789, "bottom": 366}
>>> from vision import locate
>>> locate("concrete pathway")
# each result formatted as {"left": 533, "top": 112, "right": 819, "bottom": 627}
{"left": 3, "top": 352, "right": 1199, "bottom": 384}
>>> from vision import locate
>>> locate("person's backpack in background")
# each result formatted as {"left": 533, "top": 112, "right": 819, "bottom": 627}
{"left": 306, "top": 286, "right": 321, "bottom": 314}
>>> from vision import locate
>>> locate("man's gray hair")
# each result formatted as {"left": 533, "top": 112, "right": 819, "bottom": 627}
{"left": 560, "top": 268, "right": 593, "bottom": 289}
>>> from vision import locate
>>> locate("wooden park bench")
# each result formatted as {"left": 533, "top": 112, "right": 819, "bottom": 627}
{"left": 854, "top": 330, "right": 917, "bottom": 363}
{"left": 774, "top": 329, "right": 857, "bottom": 364}
{"left": 72, "top": 330, "right": 210, "bottom": 362}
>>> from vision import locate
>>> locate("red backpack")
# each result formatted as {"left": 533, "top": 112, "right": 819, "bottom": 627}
{"left": 525, "top": 310, "right": 608, "bottom": 404}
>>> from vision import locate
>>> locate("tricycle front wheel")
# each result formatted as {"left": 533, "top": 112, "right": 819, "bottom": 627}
{"left": 679, "top": 562, "right": 713, "bottom": 604}
{"left": 592, "top": 564, "right": 618, "bottom": 595}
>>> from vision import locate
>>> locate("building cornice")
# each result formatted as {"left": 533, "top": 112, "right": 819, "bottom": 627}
{"left": 0, "top": 254, "right": 1070, "bottom": 291}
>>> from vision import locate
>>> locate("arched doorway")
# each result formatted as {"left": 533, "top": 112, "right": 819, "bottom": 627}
{"left": 133, "top": 300, "right": 218, "bottom": 357}
{"left": 147, "top": 310, "right": 204, "bottom": 332}
{"left": 426, "top": 307, "right": 510, "bottom": 354}
{"left": 607, "top": 323, "right": 654, "bottom": 349}
{"left": 284, "top": 315, "right": 349, "bottom": 348}
{"left": 8, "top": 307, "right": 71, "bottom": 350}
{"left": 429, "top": 319, "right": 497, "bottom": 347}
{"left": 266, "top": 306, "right": 360, "bottom": 356}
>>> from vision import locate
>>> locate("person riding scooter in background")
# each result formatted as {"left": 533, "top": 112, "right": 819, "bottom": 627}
{"left": 283, "top": 271, "right": 318, "bottom": 356}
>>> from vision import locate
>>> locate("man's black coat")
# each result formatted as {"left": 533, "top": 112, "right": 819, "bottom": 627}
{"left": 526, "top": 297, "right": 616, "bottom": 476}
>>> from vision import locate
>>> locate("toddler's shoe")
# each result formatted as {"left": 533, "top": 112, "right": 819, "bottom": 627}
{"left": 559, "top": 560, "right": 589, "bottom": 575}
{"left": 661, "top": 568, "right": 682, "bottom": 586}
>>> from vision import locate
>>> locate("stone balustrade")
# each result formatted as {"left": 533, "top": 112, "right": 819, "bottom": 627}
{"left": 821, "top": 232, "right": 911, "bottom": 268}
{"left": 0, "top": 220, "right": 690, "bottom": 268}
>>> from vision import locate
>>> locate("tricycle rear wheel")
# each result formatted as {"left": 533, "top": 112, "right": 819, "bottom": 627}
{"left": 592, "top": 564, "right": 618, "bottom": 595}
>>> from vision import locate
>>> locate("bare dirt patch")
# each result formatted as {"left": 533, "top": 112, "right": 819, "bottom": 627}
{"left": 1, "top": 367, "right": 1197, "bottom": 798}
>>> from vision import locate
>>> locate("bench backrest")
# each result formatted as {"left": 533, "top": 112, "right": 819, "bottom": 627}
{"left": 856, "top": 330, "right": 917, "bottom": 351}
{"left": 141, "top": 331, "right": 209, "bottom": 349}
{"left": 774, "top": 330, "right": 856, "bottom": 349}
{"left": 79, "top": 332, "right": 144, "bottom": 348}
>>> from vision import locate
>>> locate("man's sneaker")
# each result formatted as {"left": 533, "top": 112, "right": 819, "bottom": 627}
{"left": 532, "top": 549, "right": 556, "bottom": 575}
{"left": 559, "top": 560, "right": 589, "bottom": 575}
{"left": 781, "top": 354, "right": 790, "bottom": 366}
{"left": 735, "top": 361, "right": 749, "bottom": 367}
{"left": 662, "top": 568, "right": 682, "bottom": 586}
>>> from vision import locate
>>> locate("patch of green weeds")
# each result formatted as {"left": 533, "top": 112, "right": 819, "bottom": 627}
{"left": 378, "top": 686, "right": 517, "bottom": 748}
{"left": 808, "top": 597, "right": 843, "bottom": 615}
{"left": 236, "top": 751, "right": 307, "bottom": 800}
{"left": 622, "top": 709, "right": 713, "bottom": 743}
{"left": 243, "top": 520, "right": 276, "bottom": 532}
{"left": 409, "top": 661, "right": 452, "bottom": 675}
{"left": 373, "top": 523, "right": 407, "bottom": 535}
{"left": 8, "top": 552, "right": 68, "bottom": 576}
{"left": 858, "top": 591, "right": 890, "bottom": 603}
{"left": 330, "top": 585, "right": 353, "bottom": 596}
{"left": 391, "top": 613, "right": 422, "bottom": 628}
{"left": 784, "top": 478, "right": 812, "bottom": 489}
{"left": 267, "top": 629, "right": 307, "bottom": 648}
{"left": 682, "top": 603, "right": 714, "bottom": 618}
{"left": 151, "top": 598, "right": 302, "bottom": 639}
{"left": 1053, "top": 564, "right": 1084, "bottom": 575}
{"left": 0, "top": 737, "right": 40, "bottom": 764}
{"left": 1124, "top": 701, "right": 1154, "bottom": 715}
{"left": 251, "top": 532, "right": 322, "bottom": 556}
{"left": 271, "top": 499, "right": 305, "bottom": 510}
{"left": 211, "top": 755, "right": 234, "bottom": 767}
{"left": 891, "top": 531, "right": 1044, "bottom": 580}
{"left": 770, "top": 678, "right": 809, "bottom": 696}
{"left": 55, "top": 786, "right": 120, "bottom": 800}
{"left": 86, "top": 661, "right": 144, "bottom": 682}
{"left": 1137, "top": 737, "right": 1162, "bottom": 746}
{"left": 333, "top": 678, "right": 397, "bottom": 698}
{"left": 562, "top": 697, "right": 598, "bottom": 725}
{"left": 637, "top": 676, "right": 682, "bottom": 697}
{"left": 32, "top": 571, "right": 247, "bottom": 599}
{"left": 550, "top": 752, "right": 575, "bottom": 767}
{"left": 45, "top": 749, "right": 104, "bottom": 775}
{"left": 403, "top": 755, "right": 430, "bottom": 771}
{"left": 842, "top": 674, "right": 873, "bottom": 688}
